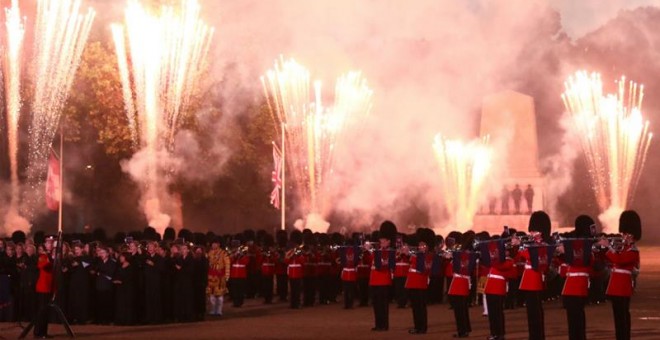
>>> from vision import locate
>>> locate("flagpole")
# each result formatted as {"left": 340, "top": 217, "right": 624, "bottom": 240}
{"left": 280, "top": 123, "right": 286, "bottom": 231}
{"left": 58, "top": 128, "right": 63, "bottom": 233}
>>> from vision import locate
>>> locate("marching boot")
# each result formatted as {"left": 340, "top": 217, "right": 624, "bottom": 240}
{"left": 208, "top": 295, "right": 217, "bottom": 315}
{"left": 216, "top": 296, "right": 224, "bottom": 316}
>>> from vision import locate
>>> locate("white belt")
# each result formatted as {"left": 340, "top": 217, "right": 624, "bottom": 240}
{"left": 231, "top": 264, "right": 246, "bottom": 268}
{"left": 487, "top": 274, "right": 505, "bottom": 280}
{"left": 408, "top": 268, "right": 420, "bottom": 273}
{"left": 288, "top": 264, "right": 301, "bottom": 268}
{"left": 566, "top": 272, "right": 589, "bottom": 277}
{"left": 396, "top": 263, "right": 409, "bottom": 266}
{"left": 342, "top": 268, "right": 356, "bottom": 272}
{"left": 357, "top": 265, "right": 369, "bottom": 268}
{"left": 524, "top": 264, "right": 533, "bottom": 269}
{"left": 453, "top": 273, "right": 470, "bottom": 280}
{"left": 612, "top": 268, "right": 632, "bottom": 275}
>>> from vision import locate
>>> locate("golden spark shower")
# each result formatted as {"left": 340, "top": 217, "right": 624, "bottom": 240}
{"left": 112, "top": 0, "right": 213, "bottom": 233}
{"left": 262, "top": 57, "right": 373, "bottom": 231}
{"left": 1, "top": 0, "right": 94, "bottom": 235}
{"left": 433, "top": 135, "right": 492, "bottom": 231}
{"left": 562, "top": 71, "right": 653, "bottom": 231}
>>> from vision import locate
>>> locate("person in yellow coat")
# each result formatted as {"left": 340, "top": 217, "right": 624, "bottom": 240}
{"left": 207, "top": 237, "right": 230, "bottom": 316}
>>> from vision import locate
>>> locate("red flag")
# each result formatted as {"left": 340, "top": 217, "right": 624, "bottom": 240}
{"left": 270, "top": 144, "right": 282, "bottom": 209}
{"left": 46, "top": 149, "right": 61, "bottom": 211}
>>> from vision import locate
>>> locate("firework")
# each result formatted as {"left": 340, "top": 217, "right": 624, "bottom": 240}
{"left": 1, "top": 0, "right": 25, "bottom": 233}
{"left": 262, "top": 57, "right": 372, "bottom": 221}
{"left": 28, "top": 0, "right": 95, "bottom": 182}
{"left": 433, "top": 135, "right": 492, "bottom": 231}
{"left": 112, "top": 0, "right": 213, "bottom": 232}
{"left": 562, "top": 71, "right": 652, "bottom": 230}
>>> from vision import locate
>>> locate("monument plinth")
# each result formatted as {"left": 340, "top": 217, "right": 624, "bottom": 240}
{"left": 474, "top": 90, "right": 547, "bottom": 233}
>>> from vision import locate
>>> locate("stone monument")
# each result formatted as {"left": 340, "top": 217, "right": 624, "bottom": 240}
{"left": 473, "top": 90, "right": 547, "bottom": 233}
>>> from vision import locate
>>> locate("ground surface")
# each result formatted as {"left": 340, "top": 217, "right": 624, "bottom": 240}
{"left": 2, "top": 246, "right": 660, "bottom": 339}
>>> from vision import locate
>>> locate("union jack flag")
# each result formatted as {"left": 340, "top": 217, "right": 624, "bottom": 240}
{"left": 270, "top": 144, "right": 282, "bottom": 209}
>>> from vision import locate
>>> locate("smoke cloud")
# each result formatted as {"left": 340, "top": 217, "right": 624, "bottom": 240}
{"left": 82, "top": 0, "right": 660, "bottom": 235}
{"left": 199, "top": 0, "right": 575, "bottom": 228}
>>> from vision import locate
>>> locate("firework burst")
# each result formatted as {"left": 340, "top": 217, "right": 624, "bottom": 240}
{"left": 29, "top": 0, "right": 95, "bottom": 182}
{"left": 562, "top": 71, "right": 652, "bottom": 230}
{"left": 262, "top": 57, "right": 372, "bottom": 221}
{"left": 112, "top": 0, "right": 213, "bottom": 232}
{"left": 433, "top": 135, "right": 492, "bottom": 231}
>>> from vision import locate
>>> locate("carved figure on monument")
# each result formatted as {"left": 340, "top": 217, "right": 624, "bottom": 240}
{"left": 512, "top": 184, "right": 523, "bottom": 214}
{"left": 524, "top": 185, "right": 534, "bottom": 214}
{"left": 488, "top": 195, "right": 497, "bottom": 215}
{"left": 501, "top": 186, "right": 510, "bottom": 215}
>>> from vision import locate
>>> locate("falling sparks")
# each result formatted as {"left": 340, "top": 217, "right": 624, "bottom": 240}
{"left": 28, "top": 0, "right": 95, "bottom": 182}
{"left": 562, "top": 71, "right": 652, "bottom": 230}
{"left": 1, "top": 0, "right": 26, "bottom": 232}
{"left": 112, "top": 0, "right": 213, "bottom": 232}
{"left": 433, "top": 135, "right": 492, "bottom": 231}
{"left": 262, "top": 57, "right": 373, "bottom": 219}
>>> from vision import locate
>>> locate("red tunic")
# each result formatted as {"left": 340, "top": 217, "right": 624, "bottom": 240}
{"left": 36, "top": 254, "right": 53, "bottom": 294}
{"left": 447, "top": 252, "right": 474, "bottom": 296}
{"left": 274, "top": 250, "right": 287, "bottom": 275}
{"left": 357, "top": 251, "right": 372, "bottom": 279}
{"left": 316, "top": 251, "right": 333, "bottom": 277}
{"left": 260, "top": 252, "right": 276, "bottom": 277}
{"left": 302, "top": 251, "right": 317, "bottom": 278}
{"left": 286, "top": 253, "right": 306, "bottom": 279}
{"left": 230, "top": 255, "right": 249, "bottom": 279}
{"left": 518, "top": 245, "right": 552, "bottom": 292}
{"left": 561, "top": 244, "right": 594, "bottom": 297}
{"left": 605, "top": 245, "right": 639, "bottom": 297}
{"left": 394, "top": 253, "right": 410, "bottom": 278}
{"left": 404, "top": 253, "right": 431, "bottom": 290}
{"left": 369, "top": 250, "right": 393, "bottom": 286}
{"left": 484, "top": 258, "right": 514, "bottom": 296}
{"left": 340, "top": 247, "right": 358, "bottom": 282}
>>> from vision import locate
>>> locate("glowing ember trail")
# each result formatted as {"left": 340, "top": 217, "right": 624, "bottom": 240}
{"left": 28, "top": 0, "right": 95, "bottom": 183}
{"left": 261, "top": 57, "right": 372, "bottom": 230}
{"left": 112, "top": 0, "right": 213, "bottom": 233}
{"left": 1, "top": 0, "right": 26, "bottom": 234}
{"left": 433, "top": 135, "right": 492, "bottom": 231}
{"left": 562, "top": 71, "right": 653, "bottom": 231}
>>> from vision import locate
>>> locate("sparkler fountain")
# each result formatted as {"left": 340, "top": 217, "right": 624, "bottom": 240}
{"left": 1, "top": 0, "right": 94, "bottom": 235}
{"left": 262, "top": 57, "right": 372, "bottom": 232}
{"left": 562, "top": 71, "right": 653, "bottom": 231}
{"left": 112, "top": 0, "right": 213, "bottom": 234}
{"left": 432, "top": 135, "right": 492, "bottom": 231}
{"left": 2, "top": 0, "right": 26, "bottom": 234}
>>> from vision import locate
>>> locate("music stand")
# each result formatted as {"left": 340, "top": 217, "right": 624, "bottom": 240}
{"left": 19, "top": 230, "right": 74, "bottom": 338}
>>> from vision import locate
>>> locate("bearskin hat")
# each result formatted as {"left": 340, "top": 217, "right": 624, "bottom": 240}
{"left": 330, "top": 232, "right": 343, "bottom": 246}
{"left": 528, "top": 211, "right": 551, "bottom": 240}
{"left": 303, "top": 232, "right": 317, "bottom": 246}
{"left": 276, "top": 230, "right": 288, "bottom": 247}
{"left": 163, "top": 227, "right": 176, "bottom": 242}
{"left": 574, "top": 215, "right": 595, "bottom": 238}
{"left": 461, "top": 231, "right": 475, "bottom": 250}
{"left": 445, "top": 231, "right": 462, "bottom": 248}
{"left": 11, "top": 231, "right": 26, "bottom": 244}
{"left": 379, "top": 220, "right": 398, "bottom": 243}
{"left": 318, "top": 233, "right": 330, "bottom": 246}
{"left": 263, "top": 234, "right": 275, "bottom": 247}
{"left": 290, "top": 230, "right": 303, "bottom": 245}
{"left": 407, "top": 233, "right": 419, "bottom": 247}
{"left": 619, "top": 210, "right": 642, "bottom": 241}
{"left": 417, "top": 228, "right": 436, "bottom": 249}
